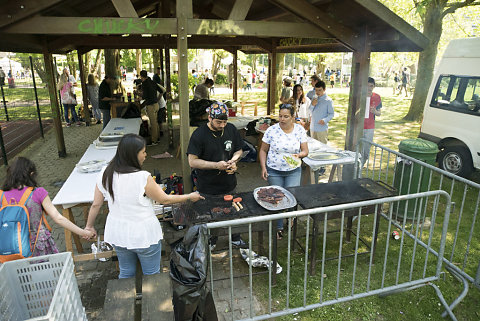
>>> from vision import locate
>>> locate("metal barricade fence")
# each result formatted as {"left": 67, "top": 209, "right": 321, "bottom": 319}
{"left": 356, "top": 139, "right": 480, "bottom": 314}
{"left": 206, "top": 191, "right": 453, "bottom": 321}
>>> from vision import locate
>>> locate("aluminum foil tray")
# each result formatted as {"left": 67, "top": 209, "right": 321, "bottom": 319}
{"left": 76, "top": 160, "right": 107, "bottom": 173}
{"left": 253, "top": 185, "right": 297, "bottom": 211}
{"left": 306, "top": 151, "right": 346, "bottom": 161}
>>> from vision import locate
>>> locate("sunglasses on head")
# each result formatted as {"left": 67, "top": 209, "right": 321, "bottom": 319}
{"left": 279, "top": 104, "right": 293, "bottom": 109}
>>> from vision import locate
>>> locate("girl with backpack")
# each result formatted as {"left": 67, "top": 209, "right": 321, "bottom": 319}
{"left": 85, "top": 134, "right": 204, "bottom": 279}
{"left": 0, "top": 157, "right": 94, "bottom": 260}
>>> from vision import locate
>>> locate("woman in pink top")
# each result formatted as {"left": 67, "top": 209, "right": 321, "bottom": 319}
{"left": 1, "top": 157, "right": 94, "bottom": 257}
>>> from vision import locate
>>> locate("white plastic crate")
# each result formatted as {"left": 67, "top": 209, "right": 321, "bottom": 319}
{"left": 0, "top": 252, "right": 87, "bottom": 321}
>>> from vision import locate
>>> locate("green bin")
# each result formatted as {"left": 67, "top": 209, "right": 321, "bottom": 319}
{"left": 393, "top": 138, "right": 438, "bottom": 219}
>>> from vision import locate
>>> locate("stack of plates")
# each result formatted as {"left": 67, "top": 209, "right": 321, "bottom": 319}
{"left": 76, "top": 160, "right": 107, "bottom": 173}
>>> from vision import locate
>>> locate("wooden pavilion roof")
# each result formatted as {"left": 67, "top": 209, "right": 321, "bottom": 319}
{"left": 0, "top": 0, "right": 428, "bottom": 54}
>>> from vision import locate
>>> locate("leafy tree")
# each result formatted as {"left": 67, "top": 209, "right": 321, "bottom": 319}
{"left": 210, "top": 49, "right": 229, "bottom": 82}
{"left": 380, "top": 0, "right": 480, "bottom": 121}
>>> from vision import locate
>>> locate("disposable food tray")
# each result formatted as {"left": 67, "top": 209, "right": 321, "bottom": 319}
{"left": 0, "top": 252, "right": 87, "bottom": 321}
{"left": 253, "top": 185, "right": 297, "bottom": 211}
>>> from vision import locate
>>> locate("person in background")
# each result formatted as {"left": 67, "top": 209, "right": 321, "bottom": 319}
{"left": 86, "top": 74, "right": 102, "bottom": 125}
{"left": 329, "top": 73, "right": 335, "bottom": 88}
{"left": 152, "top": 67, "right": 163, "bottom": 86}
{"left": 57, "top": 72, "right": 81, "bottom": 127}
{"left": 98, "top": 75, "right": 115, "bottom": 129}
{"left": 194, "top": 78, "right": 214, "bottom": 100}
{"left": 187, "top": 102, "right": 247, "bottom": 250}
{"left": 0, "top": 67, "right": 5, "bottom": 86}
{"left": 259, "top": 104, "right": 309, "bottom": 239}
{"left": 393, "top": 72, "right": 399, "bottom": 95}
{"left": 1, "top": 157, "right": 94, "bottom": 259}
{"left": 362, "top": 77, "right": 382, "bottom": 166}
{"left": 280, "top": 77, "right": 293, "bottom": 104}
{"left": 306, "top": 75, "right": 321, "bottom": 100}
{"left": 62, "top": 68, "right": 77, "bottom": 85}
{"left": 398, "top": 67, "right": 410, "bottom": 97}
{"left": 139, "top": 70, "right": 160, "bottom": 145}
{"left": 86, "top": 134, "right": 203, "bottom": 278}
{"left": 246, "top": 69, "right": 253, "bottom": 91}
{"left": 309, "top": 80, "right": 334, "bottom": 145}
{"left": 292, "top": 84, "right": 311, "bottom": 131}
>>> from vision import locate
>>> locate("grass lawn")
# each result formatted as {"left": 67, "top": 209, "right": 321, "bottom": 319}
{"left": 213, "top": 87, "right": 480, "bottom": 320}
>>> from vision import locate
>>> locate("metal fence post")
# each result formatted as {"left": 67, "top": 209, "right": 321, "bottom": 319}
{"left": 30, "top": 56, "right": 44, "bottom": 138}
{"left": 1, "top": 84, "right": 9, "bottom": 121}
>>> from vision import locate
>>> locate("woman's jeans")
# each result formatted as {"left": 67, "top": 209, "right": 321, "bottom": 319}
{"left": 267, "top": 166, "right": 302, "bottom": 230}
{"left": 100, "top": 108, "right": 111, "bottom": 129}
{"left": 63, "top": 104, "right": 79, "bottom": 124}
{"left": 113, "top": 241, "right": 162, "bottom": 279}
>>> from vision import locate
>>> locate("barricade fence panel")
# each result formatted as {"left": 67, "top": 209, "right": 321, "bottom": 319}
{"left": 356, "top": 139, "right": 480, "bottom": 289}
{"left": 205, "top": 191, "right": 453, "bottom": 321}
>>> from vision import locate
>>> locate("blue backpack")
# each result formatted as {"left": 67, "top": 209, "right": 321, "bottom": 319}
{"left": 0, "top": 187, "right": 47, "bottom": 262}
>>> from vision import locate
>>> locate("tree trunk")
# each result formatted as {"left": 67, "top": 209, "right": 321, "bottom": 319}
{"left": 33, "top": 60, "right": 47, "bottom": 85}
{"left": 252, "top": 54, "right": 257, "bottom": 72}
{"left": 66, "top": 52, "right": 77, "bottom": 80}
{"left": 152, "top": 49, "right": 160, "bottom": 70}
{"left": 276, "top": 53, "right": 285, "bottom": 105}
{"left": 84, "top": 51, "right": 91, "bottom": 75}
{"left": 104, "top": 49, "right": 122, "bottom": 93}
{"left": 211, "top": 51, "right": 221, "bottom": 82}
{"left": 316, "top": 54, "right": 326, "bottom": 77}
{"left": 136, "top": 49, "right": 142, "bottom": 74}
{"left": 93, "top": 50, "right": 103, "bottom": 79}
{"left": 404, "top": 3, "right": 445, "bottom": 121}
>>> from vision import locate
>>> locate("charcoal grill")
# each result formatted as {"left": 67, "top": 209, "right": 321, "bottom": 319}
{"left": 287, "top": 178, "right": 396, "bottom": 275}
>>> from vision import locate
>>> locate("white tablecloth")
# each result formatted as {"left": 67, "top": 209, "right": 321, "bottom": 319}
{"left": 229, "top": 116, "right": 257, "bottom": 129}
{"left": 52, "top": 118, "right": 142, "bottom": 208}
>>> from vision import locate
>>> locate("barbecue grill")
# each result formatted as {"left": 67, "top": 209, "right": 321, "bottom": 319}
{"left": 287, "top": 178, "right": 396, "bottom": 275}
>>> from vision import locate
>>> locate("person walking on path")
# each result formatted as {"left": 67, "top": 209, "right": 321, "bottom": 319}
{"left": 86, "top": 134, "right": 203, "bottom": 279}
{"left": 309, "top": 80, "right": 334, "bottom": 144}
{"left": 362, "top": 77, "right": 382, "bottom": 166}
{"left": 57, "top": 72, "right": 81, "bottom": 127}
{"left": 1, "top": 157, "right": 94, "bottom": 260}
{"left": 187, "top": 102, "right": 247, "bottom": 250}
{"left": 98, "top": 75, "right": 115, "bottom": 129}
{"left": 139, "top": 70, "right": 160, "bottom": 145}
{"left": 86, "top": 74, "right": 102, "bottom": 125}
{"left": 259, "top": 103, "right": 308, "bottom": 239}
{"left": 398, "top": 67, "right": 410, "bottom": 97}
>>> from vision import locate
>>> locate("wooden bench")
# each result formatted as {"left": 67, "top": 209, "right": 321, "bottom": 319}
{"left": 240, "top": 101, "right": 258, "bottom": 116}
{"left": 104, "top": 272, "right": 174, "bottom": 321}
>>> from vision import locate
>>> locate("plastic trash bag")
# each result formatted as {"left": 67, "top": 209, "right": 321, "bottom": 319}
{"left": 170, "top": 225, "right": 218, "bottom": 321}
{"left": 239, "top": 248, "right": 282, "bottom": 274}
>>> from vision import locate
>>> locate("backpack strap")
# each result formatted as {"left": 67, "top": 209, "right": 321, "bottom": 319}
{"left": 0, "top": 190, "right": 7, "bottom": 207}
{"left": 18, "top": 187, "right": 34, "bottom": 206}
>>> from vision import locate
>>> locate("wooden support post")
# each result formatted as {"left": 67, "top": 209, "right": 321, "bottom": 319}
{"left": 233, "top": 49, "right": 238, "bottom": 102}
{"left": 159, "top": 47, "right": 165, "bottom": 83}
{"left": 268, "top": 51, "right": 277, "bottom": 115}
{"left": 177, "top": 0, "right": 192, "bottom": 193}
{"left": 165, "top": 43, "right": 172, "bottom": 100}
{"left": 77, "top": 51, "right": 91, "bottom": 126}
{"left": 344, "top": 27, "right": 370, "bottom": 180}
{"left": 43, "top": 51, "right": 66, "bottom": 157}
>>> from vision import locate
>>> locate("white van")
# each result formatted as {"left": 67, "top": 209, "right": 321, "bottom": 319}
{"left": 419, "top": 37, "right": 480, "bottom": 178}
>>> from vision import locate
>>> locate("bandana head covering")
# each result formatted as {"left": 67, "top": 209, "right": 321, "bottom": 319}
{"left": 206, "top": 101, "right": 229, "bottom": 120}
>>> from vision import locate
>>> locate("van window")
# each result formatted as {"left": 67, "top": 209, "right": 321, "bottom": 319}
{"left": 431, "top": 75, "right": 480, "bottom": 115}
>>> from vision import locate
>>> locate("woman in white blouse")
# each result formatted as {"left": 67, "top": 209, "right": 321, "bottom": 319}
{"left": 86, "top": 134, "right": 203, "bottom": 278}
{"left": 259, "top": 104, "right": 309, "bottom": 239}
{"left": 292, "top": 84, "right": 311, "bottom": 131}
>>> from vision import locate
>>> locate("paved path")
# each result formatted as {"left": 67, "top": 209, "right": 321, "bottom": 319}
{"left": 0, "top": 122, "right": 266, "bottom": 320}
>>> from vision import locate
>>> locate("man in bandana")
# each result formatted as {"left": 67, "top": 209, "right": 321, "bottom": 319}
{"left": 187, "top": 102, "right": 247, "bottom": 249}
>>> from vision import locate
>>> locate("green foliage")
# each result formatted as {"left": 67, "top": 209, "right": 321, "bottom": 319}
{"left": 170, "top": 73, "right": 197, "bottom": 98}
{"left": 120, "top": 49, "right": 136, "bottom": 70}
{"left": 214, "top": 73, "right": 228, "bottom": 85}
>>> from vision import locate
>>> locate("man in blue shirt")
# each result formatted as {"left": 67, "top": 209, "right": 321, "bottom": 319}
{"left": 309, "top": 80, "right": 334, "bottom": 144}
{"left": 306, "top": 74, "right": 321, "bottom": 100}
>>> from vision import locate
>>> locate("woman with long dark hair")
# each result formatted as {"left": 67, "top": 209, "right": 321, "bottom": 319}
{"left": 0, "top": 157, "right": 93, "bottom": 260}
{"left": 86, "top": 134, "right": 203, "bottom": 278}
{"left": 292, "top": 84, "right": 311, "bottom": 131}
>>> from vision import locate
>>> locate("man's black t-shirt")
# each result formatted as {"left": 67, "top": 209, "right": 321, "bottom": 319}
{"left": 98, "top": 80, "right": 111, "bottom": 110}
{"left": 187, "top": 123, "right": 243, "bottom": 195}
{"left": 141, "top": 77, "right": 158, "bottom": 105}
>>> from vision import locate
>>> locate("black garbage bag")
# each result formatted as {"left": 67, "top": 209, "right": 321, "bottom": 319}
{"left": 170, "top": 225, "right": 218, "bottom": 321}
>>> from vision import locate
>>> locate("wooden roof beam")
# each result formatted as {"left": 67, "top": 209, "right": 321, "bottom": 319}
{"left": 0, "top": 0, "right": 63, "bottom": 29}
{"left": 228, "top": 0, "right": 253, "bottom": 20}
{"left": 354, "top": 0, "right": 428, "bottom": 50}
{"left": 111, "top": 0, "right": 139, "bottom": 17}
{"left": 269, "top": 0, "right": 360, "bottom": 51}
